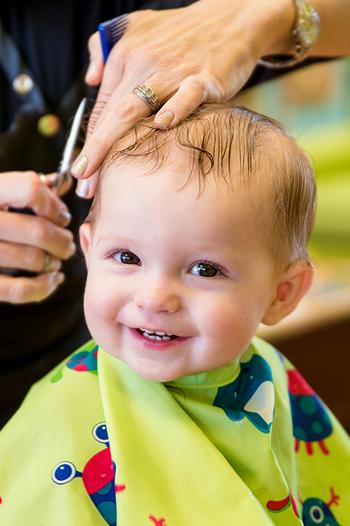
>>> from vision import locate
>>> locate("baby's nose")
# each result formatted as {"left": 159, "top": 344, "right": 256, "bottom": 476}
{"left": 134, "top": 282, "right": 181, "bottom": 314}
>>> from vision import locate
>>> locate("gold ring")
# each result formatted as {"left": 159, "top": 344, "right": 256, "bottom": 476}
{"left": 39, "top": 173, "right": 47, "bottom": 183}
{"left": 42, "top": 253, "right": 52, "bottom": 273}
{"left": 133, "top": 84, "right": 161, "bottom": 113}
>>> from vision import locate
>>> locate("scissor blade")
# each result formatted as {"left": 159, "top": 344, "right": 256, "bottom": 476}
{"left": 59, "top": 97, "right": 87, "bottom": 175}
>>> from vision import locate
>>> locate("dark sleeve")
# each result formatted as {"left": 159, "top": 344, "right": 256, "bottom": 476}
{"left": 245, "top": 57, "right": 334, "bottom": 89}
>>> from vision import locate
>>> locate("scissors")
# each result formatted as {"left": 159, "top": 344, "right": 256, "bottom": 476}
{"left": 50, "top": 97, "right": 87, "bottom": 192}
{"left": 2, "top": 98, "right": 87, "bottom": 277}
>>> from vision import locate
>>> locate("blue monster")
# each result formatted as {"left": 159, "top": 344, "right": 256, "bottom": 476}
{"left": 301, "top": 488, "right": 340, "bottom": 525}
{"left": 52, "top": 423, "right": 126, "bottom": 526}
{"left": 51, "top": 344, "right": 98, "bottom": 383}
{"left": 213, "top": 354, "right": 274, "bottom": 433}
{"left": 288, "top": 369, "right": 333, "bottom": 455}
{"left": 65, "top": 347, "right": 98, "bottom": 373}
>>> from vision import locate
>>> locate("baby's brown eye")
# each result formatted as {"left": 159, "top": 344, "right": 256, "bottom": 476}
{"left": 191, "top": 262, "right": 218, "bottom": 277}
{"left": 114, "top": 251, "right": 140, "bottom": 265}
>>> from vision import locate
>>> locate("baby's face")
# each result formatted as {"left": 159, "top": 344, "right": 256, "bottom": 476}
{"left": 80, "top": 158, "right": 279, "bottom": 382}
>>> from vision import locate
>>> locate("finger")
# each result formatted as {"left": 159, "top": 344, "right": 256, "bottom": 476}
{"left": 94, "top": 43, "right": 126, "bottom": 94}
{"left": 76, "top": 172, "right": 99, "bottom": 200}
{"left": 85, "top": 32, "right": 105, "bottom": 86}
{"left": 0, "top": 241, "right": 61, "bottom": 273}
{"left": 0, "top": 271, "right": 65, "bottom": 304}
{"left": 0, "top": 172, "right": 72, "bottom": 227}
{"left": 42, "top": 172, "right": 73, "bottom": 198}
{"left": 86, "top": 29, "right": 130, "bottom": 139}
{"left": 71, "top": 90, "right": 152, "bottom": 181}
{"left": 32, "top": 177, "right": 72, "bottom": 225}
{"left": 154, "top": 75, "right": 208, "bottom": 128}
{"left": 0, "top": 211, "right": 76, "bottom": 260}
{"left": 86, "top": 48, "right": 126, "bottom": 136}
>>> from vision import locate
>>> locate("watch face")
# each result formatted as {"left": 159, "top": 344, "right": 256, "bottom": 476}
{"left": 297, "top": 1, "right": 320, "bottom": 49}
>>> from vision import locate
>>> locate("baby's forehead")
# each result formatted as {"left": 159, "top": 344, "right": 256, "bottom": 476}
{"left": 101, "top": 144, "right": 279, "bottom": 224}
{"left": 101, "top": 151, "right": 274, "bottom": 239}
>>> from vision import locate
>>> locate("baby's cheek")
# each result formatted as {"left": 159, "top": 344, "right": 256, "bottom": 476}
{"left": 202, "top": 300, "right": 257, "bottom": 351}
{"left": 83, "top": 271, "right": 118, "bottom": 327}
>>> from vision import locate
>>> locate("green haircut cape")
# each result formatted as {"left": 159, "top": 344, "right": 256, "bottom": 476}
{"left": 0, "top": 338, "right": 349, "bottom": 525}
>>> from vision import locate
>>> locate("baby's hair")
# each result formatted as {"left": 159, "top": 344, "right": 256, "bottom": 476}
{"left": 88, "top": 104, "right": 316, "bottom": 266}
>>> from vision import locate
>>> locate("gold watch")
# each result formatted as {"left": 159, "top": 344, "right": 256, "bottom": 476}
{"left": 259, "top": 0, "right": 320, "bottom": 69}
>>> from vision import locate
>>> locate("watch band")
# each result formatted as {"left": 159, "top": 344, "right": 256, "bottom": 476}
{"left": 258, "top": 0, "right": 320, "bottom": 69}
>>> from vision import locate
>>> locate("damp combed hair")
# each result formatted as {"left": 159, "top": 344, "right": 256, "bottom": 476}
{"left": 89, "top": 104, "right": 316, "bottom": 266}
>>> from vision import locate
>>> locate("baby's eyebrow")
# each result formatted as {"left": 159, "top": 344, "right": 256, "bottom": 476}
{"left": 95, "top": 233, "right": 136, "bottom": 247}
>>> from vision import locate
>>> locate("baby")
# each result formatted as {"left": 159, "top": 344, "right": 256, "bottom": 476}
{"left": 1, "top": 105, "right": 349, "bottom": 526}
{"left": 80, "top": 104, "right": 315, "bottom": 385}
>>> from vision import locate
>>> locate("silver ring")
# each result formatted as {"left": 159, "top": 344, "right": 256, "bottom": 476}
{"left": 133, "top": 84, "right": 161, "bottom": 113}
{"left": 42, "top": 253, "right": 52, "bottom": 273}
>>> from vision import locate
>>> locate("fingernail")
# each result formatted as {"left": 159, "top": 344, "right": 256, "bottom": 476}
{"left": 71, "top": 155, "right": 88, "bottom": 177}
{"left": 69, "top": 242, "right": 77, "bottom": 256}
{"left": 76, "top": 179, "right": 91, "bottom": 199}
{"left": 48, "top": 258, "right": 62, "bottom": 271}
{"left": 56, "top": 272, "right": 65, "bottom": 285}
{"left": 86, "top": 61, "right": 97, "bottom": 81}
{"left": 59, "top": 210, "right": 72, "bottom": 226}
{"left": 154, "top": 110, "right": 174, "bottom": 128}
{"left": 50, "top": 271, "right": 65, "bottom": 286}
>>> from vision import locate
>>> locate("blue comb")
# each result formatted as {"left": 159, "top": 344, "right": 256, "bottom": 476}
{"left": 98, "top": 14, "right": 128, "bottom": 63}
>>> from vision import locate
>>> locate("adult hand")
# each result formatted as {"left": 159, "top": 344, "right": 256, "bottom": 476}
{"left": 0, "top": 171, "right": 76, "bottom": 304}
{"left": 73, "top": 0, "right": 295, "bottom": 197}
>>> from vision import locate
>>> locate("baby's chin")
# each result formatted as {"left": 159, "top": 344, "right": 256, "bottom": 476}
{"left": 105, "top": 347, "right": 189, "bottom": 383}
{"left": 125, "top": 358, "right": 186, "bottom": 383}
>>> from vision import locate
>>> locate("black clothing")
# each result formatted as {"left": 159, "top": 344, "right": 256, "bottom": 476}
{"left": 0, "top": 0, "right": 193, "bottom": 426}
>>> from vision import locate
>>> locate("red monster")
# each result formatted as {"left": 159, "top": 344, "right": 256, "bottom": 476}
{"left": 287, "top": 369, "right": 333, "bottom": 455}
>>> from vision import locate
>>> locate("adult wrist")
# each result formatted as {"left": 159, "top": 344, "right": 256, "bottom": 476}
{"left": 259, "top": 0, "right": 320, "bottom": 69}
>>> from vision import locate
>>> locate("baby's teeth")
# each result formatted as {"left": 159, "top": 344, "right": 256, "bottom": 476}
{"left": 140, "top": 330, "right": 172, "bottom": 341}
{"left": 139, "top": 328, "right": 173, "bottom": 337}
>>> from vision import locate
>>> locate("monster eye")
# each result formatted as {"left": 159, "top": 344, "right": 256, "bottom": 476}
{"left": 51, "top": 461, "right": 76, "bottom": 484}
{"left": 309, "top": 505, "right": 324, "bottom": 523}
{"left": 92, "top": 422, "right": 109, "bottom": 443}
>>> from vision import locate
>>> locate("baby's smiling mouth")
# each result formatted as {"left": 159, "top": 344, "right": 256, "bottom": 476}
{"left": 137, "top": 328, "right": 179, "bottom": 341}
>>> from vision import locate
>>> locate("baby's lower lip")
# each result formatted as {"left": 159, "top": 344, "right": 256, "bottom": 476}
{"left": 129, "top": 328, "right": 189, "bottom": 350}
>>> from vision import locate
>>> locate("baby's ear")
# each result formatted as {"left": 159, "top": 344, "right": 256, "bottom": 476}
{"left": 79, "top": 223, "right": 92, "bottom": 266}
{"left": 262, "top": 260, "right": 314, "bottom": 326}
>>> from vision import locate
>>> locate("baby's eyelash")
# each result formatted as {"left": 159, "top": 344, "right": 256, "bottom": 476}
{"left": 189, "top": 260, "right": 227, "bottom": 277}
{"left": 106, "top": 248, "right": 127, "bottom": 259}
{"left": 107, "top": 248, "right": 141, "bottom": 265}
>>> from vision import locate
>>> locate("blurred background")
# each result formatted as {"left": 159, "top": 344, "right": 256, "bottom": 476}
{"left": 237, "top": 58, "right": 350, "bottom": 430}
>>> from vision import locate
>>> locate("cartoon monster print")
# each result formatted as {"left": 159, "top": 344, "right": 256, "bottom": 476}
{"left": 51, "top": 344, "right": 98, "bottom": 383}
{"left": 52, "top": 423, "right": 125, "bottom": 526}
{"left": 266, "top": 492, "right": 299, "bottom": 518}
{"left": 149, "top": 516, "right": 167, "bottom": 526}
{"left": 301, "top": 487, "right": 340, "bottom": 525}
{"left": 213, "top": 354, "right": 274, "bottom": 433}
{"left": 287, "top": 369, "right": 333, "bottom": 455}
